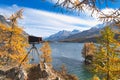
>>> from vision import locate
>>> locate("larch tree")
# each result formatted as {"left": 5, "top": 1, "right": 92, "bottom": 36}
{"left": 0, "top": 9, "right": 29, "bottom": 67}
{"left": 51, "top": 0, "right": 120, "bottom": 26}
{"left": 82, "top": 42, "right": 96, "bottom": 64}
{"left": 40, "top": 42, "right": 52, "bottom": 64}
{"left": 92, "top": 26, "right": 120, "bottom": 80}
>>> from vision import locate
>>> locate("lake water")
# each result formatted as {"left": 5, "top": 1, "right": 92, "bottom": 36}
{"left": 29, "top": 42, "right": 93, "bottom": 80}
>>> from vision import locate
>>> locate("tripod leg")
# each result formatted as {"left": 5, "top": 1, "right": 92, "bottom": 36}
{"left": 33, "top": 47, "right": 40, "bottom": 62}
{"left": 35, "top": 47, "right": 40, "bottom": 57}
{"left": 19, "top": 47, "right": 33, "bottom": 68}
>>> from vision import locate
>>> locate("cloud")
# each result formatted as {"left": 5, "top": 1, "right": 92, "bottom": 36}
{"left": 101, "top": 8, "right": 118, "bottom": 14}
{"left": 0, "top": 5, "right": 101, "bottom": 37}
{"left": 82, "top": 6, "right": 118, "bottom": 19}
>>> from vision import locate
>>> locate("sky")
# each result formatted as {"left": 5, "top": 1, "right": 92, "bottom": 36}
{"left": 0, "top": 0, "right": 120, "bottom": 37}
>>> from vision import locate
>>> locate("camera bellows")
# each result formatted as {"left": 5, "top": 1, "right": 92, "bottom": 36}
{"left": 28, "top": 36, "right": 42, "bottom": 44}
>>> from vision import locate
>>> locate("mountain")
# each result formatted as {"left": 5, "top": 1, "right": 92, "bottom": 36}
{"left": 0, "top": 15, "right": 11, "bottom": 26}
{"left": 61, "top": 23, "right": 120, "bottom": 42}
{"left": 71, "top": 29, "right": 80, "bottom": 35}
{"left": 45, "top": 23, "right": 120, "bottom": 42}
{"left": 45, "top": 24, "right": 105, "bottom": 42}
{"left": 61, "top": 26, "right": 102, "bottom": 42}
{"left": 45, "top": 30, "right": 80, "bottom": 41}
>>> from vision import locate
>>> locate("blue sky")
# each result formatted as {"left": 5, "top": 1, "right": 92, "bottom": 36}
{"left": 0, "top": 0, "right": 119, "bottom": 37}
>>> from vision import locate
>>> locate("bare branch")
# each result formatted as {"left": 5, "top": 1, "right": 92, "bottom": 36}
{"left": 8, "top": 9, "right": 24, "bottom": 25}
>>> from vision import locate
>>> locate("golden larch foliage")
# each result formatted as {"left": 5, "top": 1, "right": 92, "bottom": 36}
{"left": 40, "top": 42, "right": 52, "bottom": 63}
{"left": 82, "top": 42, "right": 96, "bottom": 64}
{"left": 92, "top": 26, "right": 120, "bottom": 80}
{"left": 0, "top": 10, "right": 29, "bottom": 68}
{"left": 82, "top": 42, "right": 96, "bottom": 58}
{"left": 0, "top": 23, "right": 29, "bottom": 67}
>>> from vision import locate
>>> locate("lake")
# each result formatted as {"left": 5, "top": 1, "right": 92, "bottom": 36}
{"left": 29, "top": 42, "right": 93, "bottom": 80}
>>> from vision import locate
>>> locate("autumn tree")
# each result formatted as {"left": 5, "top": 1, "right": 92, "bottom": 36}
{"left": 82, "top": 42, "right": 96, "bottom": 64}
{"left": 0, "top": 9, "right": 29, "bottom": 67}
{"left": 40, "top": 42, "right": 52, "bottom": 64}
{"left": 92, "top": 26, "right": 120, "bottom": 80}
{"left": 52, "top": 0, "right": 120, "bottom": 26}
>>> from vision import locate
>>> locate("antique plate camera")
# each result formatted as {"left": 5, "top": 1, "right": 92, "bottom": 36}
{"left": 28, "top": 36, "right": 42, "bottom": 44}
{"left": 28, "top": 36, "right": 42, "bottom": 63}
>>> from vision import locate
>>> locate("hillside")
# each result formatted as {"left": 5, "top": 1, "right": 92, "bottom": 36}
{"left": 45, "top": 23, "right": 120, "bottom": 42}
{"left": 62, "top": 24, "right": 120, "bottom": 42}
{"left": 45, "top": 29, "right": 80, "bottom": 41}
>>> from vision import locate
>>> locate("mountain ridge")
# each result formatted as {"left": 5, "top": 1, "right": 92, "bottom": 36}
{"left": 45, "top": 23, "right": 120, "bottom": 42}
{"left": 45, "top": 29, "right": 80, "bottom": 41}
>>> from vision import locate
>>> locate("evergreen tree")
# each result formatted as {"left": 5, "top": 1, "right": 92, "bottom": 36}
{"left": 0, "top": 9, "right": 29, "bottom": 67}
{"left": 40, "top": 42, "right": 52, "bottom": 64}
{"left": 82, "top": 42, "right": 96, "bottom": 64}
{"left": 92, "top": 26, "right": 120, "bottom": 80}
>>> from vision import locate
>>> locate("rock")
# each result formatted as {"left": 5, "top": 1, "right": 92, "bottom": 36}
{"left": 0, "top": 63, "right": 78, "bottom": 80}
{"left": 0, "top": 70, "right": 5, "bottom": 75}
{"left": 0, "top": 67, "right": 27, "bottom": 80}
{"left": 27, "top": 64, "right": 49, "bottom": 80}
